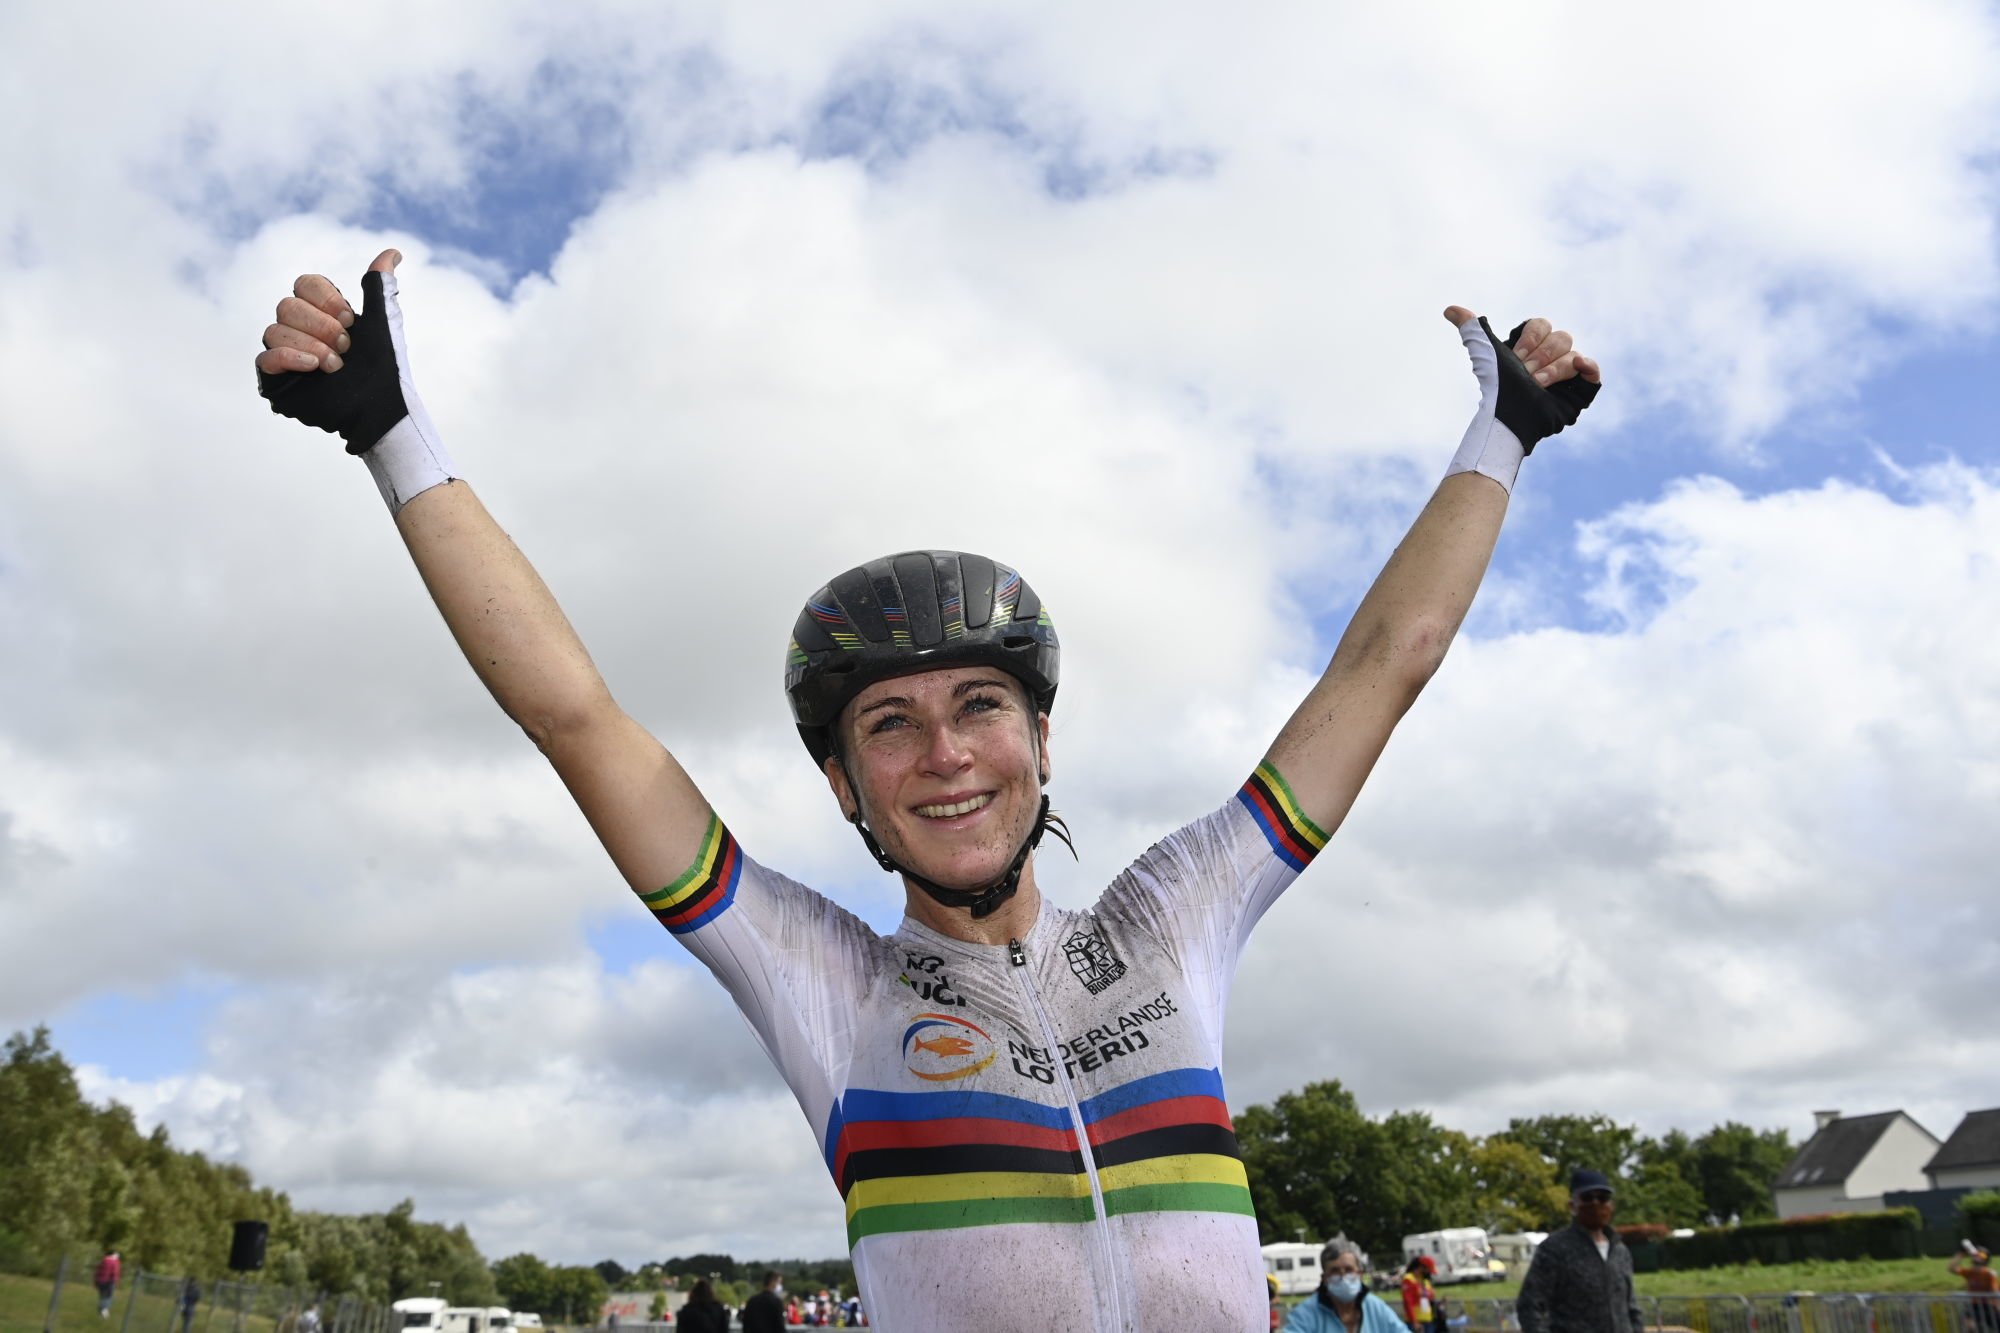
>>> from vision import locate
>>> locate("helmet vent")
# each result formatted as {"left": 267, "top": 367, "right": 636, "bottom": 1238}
{"left": 1002, "top": 635, "right": 1037, "bottom": 650}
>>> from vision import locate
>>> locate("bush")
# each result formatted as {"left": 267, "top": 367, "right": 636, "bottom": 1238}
{"left": 1663, "top": 1209, "right": 1921, "bottom": 1269}
{"left": 1963, "top": 1192, "right": 2000, "bottom": 1249}
{"left": 0, "top": 1227, "right": 44, "bottom": 1276}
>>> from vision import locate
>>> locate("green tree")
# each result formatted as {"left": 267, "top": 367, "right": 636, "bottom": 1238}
{"left": 1236, "top": 1080, "right": 1374, "bottom": 1247}
{"left": 1235, "top": 1081, "right": 1480, "bottom": 1256}
{"left": 545, "top": 1266, "right": 608, "bottom": 1324}
{"left": 1375, "top": 1111, "right": 1478, "bottom": 1242}
{"left": 1691, "top": 1122, "right": 1792, "bottom": 1223}
{"left": 1493, "top": 1113, "right": 1640, "bottom": 1187}
{"left": 663, "top": 1254, "right": 739, "bottom": 1282}
{"left": 0, "top": 1027, "right": 97, "bottom": 1263}
{"left": 1623, "top": 1132, "right": 1704, "bottom": 1227}
{"left": 1467, "top": 1138, "right": 1568, "bottom": 1233}
{"left": 0, "top": 1027, "right": 515, "bottom": 1304}
{"left": 494, "top": 1253, "right": 556, "bottom": 1313}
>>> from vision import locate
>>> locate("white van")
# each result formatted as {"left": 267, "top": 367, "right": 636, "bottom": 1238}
{"left": 392, "top": 1300, "right": 447, "bottom": 1333}
{"left": 1402, "top": 1228, "right": 1503, "bottom": 1285}
{"left": 1262, "top": 1241, "right": 1324, "bottom": 1296}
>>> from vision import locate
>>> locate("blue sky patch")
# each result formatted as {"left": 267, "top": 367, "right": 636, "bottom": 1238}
{"left": 52, "top": 979, "right": 234, "bottom": 1083}
{"left": 801, "top": 60, "right": 1215, "bottom": 201}
{"left": 161, "top": 60, "right": 642, "bottom": 290}
{"left": 355, "top": 64, "right": 634, "bottom": 288}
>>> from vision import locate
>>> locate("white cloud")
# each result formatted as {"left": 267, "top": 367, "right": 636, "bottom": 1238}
{"left": 79, "top": 958, "right": 841, "bottom": 1260}
{"left": 1225, "top": 461, "right": 2000, "bottom": 1148}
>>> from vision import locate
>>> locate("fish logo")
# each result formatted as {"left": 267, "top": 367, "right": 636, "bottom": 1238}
{"left": 901, "top": 1012, "right": 997, "bottom": 1082}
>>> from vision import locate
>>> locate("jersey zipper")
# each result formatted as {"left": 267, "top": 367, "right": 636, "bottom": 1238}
{"left": 1007, "top": 936, "right": 1126, "bottom": 1332}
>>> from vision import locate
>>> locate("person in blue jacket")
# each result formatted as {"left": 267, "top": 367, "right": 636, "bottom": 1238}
{"left": 1287, "top": 1241, "right": 1407, "bottom": 1333}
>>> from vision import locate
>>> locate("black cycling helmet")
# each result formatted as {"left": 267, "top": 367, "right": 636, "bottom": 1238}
{"left": 785, "top": 550, "right": 1066, "bottom": 918}
{"left": 785, "top": 550, "right": 1060, "bottom": 768}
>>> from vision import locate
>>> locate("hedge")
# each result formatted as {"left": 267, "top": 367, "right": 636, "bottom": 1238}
{"left": 1619, "top": 1225, "right": 1672, "bottom": 1246}
{"left": 1662, "top": 1209, "right": 1922, "bottom": 1268}
{"left": 1964, "top": 1192, "right": 2000, "bottom": 1249}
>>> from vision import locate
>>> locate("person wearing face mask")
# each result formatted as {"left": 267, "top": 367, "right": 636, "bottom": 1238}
{"left": 1286, "top": 1242, "right": 1405, "bottom": 1333}
{"left": 739, "top": 1272, "right": 786, "bottom": 1333}
{"left": 1516, "top": 1170, "right": 1643, "bottom": 1333}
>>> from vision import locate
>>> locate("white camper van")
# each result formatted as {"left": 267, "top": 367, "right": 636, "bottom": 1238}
{"left": 1402, "top": 1228, "right": 1502, "bottom": 1285}
{"left": 1262, "top": 1241, "right": 1324, "bottom": 1296}
{"left": 392, "top": 1300, "right": 447, "bottom": 1333}
{"left": 442, "top": 1308, "right": 491, "bottom": 1333}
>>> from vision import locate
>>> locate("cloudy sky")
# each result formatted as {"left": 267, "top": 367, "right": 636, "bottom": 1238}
{"left": 4, "top": 0, "right": 1998, "bottom": 1268}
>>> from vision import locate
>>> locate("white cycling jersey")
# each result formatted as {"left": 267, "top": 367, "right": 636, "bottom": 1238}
{"left": 640, "top": 764, "right": 1328, "bottom": 1332}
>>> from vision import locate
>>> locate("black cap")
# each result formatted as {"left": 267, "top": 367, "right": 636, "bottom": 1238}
{"left": 1569, "top": 1169, "right": 1614, "bottom": 1196}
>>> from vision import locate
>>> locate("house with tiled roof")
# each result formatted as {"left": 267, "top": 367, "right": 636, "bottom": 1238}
{"left": 1926, "top": 1108, "right": 2000, "bottom": 1191}
{"left": 1772, "top": 1110, "right": 1941, "bottom": 1219}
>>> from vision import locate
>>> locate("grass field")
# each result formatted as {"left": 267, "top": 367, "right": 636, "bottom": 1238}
{"left": 0, "top": 1273, "right": 292, "bottom": 1333}
{"left": 1433, "top": 1255, "right": 1970, "bottom": 1302}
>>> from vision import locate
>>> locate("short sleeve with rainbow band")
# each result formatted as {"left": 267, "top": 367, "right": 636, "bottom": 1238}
{"left": 1236, "top": 763, "right": 1329, "bottom": 872}
{"left": 638, "top": 813, "right": 743, "bottom": 934}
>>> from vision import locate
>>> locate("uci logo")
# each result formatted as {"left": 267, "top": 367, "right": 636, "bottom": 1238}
{"left": 901, "top": 1012, "right": 997, "bottom": 1083}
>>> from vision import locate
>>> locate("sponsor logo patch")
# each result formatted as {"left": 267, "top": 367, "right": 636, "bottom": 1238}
{"left": 1064, "top": 922, "right": 1127, "bottom": 995}
{"left": 896, "top": 952, "right": 965, "bottom": 1007}
{"left": 902, "top": 1012, "right": 997, "bottom": 1082}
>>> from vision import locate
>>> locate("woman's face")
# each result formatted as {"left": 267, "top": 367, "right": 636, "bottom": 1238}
{"left": 1326, "top": 1252, "right": 1362, "bottom": 1278}
{"left": 828, "top": 666, "right": 1050, "bottom": 891}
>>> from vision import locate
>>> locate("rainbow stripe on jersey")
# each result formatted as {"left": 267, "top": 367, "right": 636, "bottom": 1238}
{"left": 823, "top": 1066, "right": 1251, "bottom": 1248}
{"left": 637, "top": 814, "right": 742, "bottom": 934}
{"left": 1236, "top": 763, "right": 1328, "bottom": 872}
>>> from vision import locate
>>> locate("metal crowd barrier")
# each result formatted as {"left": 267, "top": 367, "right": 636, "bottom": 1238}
{"left": 1448, "top": 1292, "right": 2000, "bottom": 1333}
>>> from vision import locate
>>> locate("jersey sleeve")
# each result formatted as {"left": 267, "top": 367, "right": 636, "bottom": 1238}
{"left": 633, "top": 813, "right": 876, "bottom": 1116}
{"left": 1093, "top": 762, "right": 1328, "bottom": 1036}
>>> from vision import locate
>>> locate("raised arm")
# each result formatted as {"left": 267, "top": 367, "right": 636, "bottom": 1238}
{"left": 255, "top": 250, "right": 713, "bottom": 893}
{"left": 1261, "top": 305, "right": 1600, "bottom": 839}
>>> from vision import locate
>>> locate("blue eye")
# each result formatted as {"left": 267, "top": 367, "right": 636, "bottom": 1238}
{"left": 868, "top": 714, "right": 909, "bottom": 734}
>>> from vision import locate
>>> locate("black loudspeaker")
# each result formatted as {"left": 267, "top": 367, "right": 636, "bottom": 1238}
{"left": 228, "top": 1221, "right": 268, "bottom": 1271}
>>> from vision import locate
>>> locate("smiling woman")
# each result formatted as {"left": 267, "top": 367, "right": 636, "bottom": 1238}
{"left": 784, "top": 549, "right": 1067, "bottom": 923}
{"left": 252, "top": 249, "right": 1597, "bottom": 1331}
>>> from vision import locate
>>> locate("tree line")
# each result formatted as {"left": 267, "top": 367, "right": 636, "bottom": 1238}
{"left": 0, "top": 1028, "right": 848, "bottom": 1312}
{"left": 1236, "top": 1079, "right": 1795, "bottom": 1260}
{"left": 5, "top": 1027, "right": 1794, "bottom": 1304}
{"left": 0, "top": 1028, "right": 576, "bottom": 1308}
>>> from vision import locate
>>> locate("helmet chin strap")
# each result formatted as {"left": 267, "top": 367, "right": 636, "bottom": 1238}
{"left": 849, "top": 792, "right": 1055, "bottom": 920}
